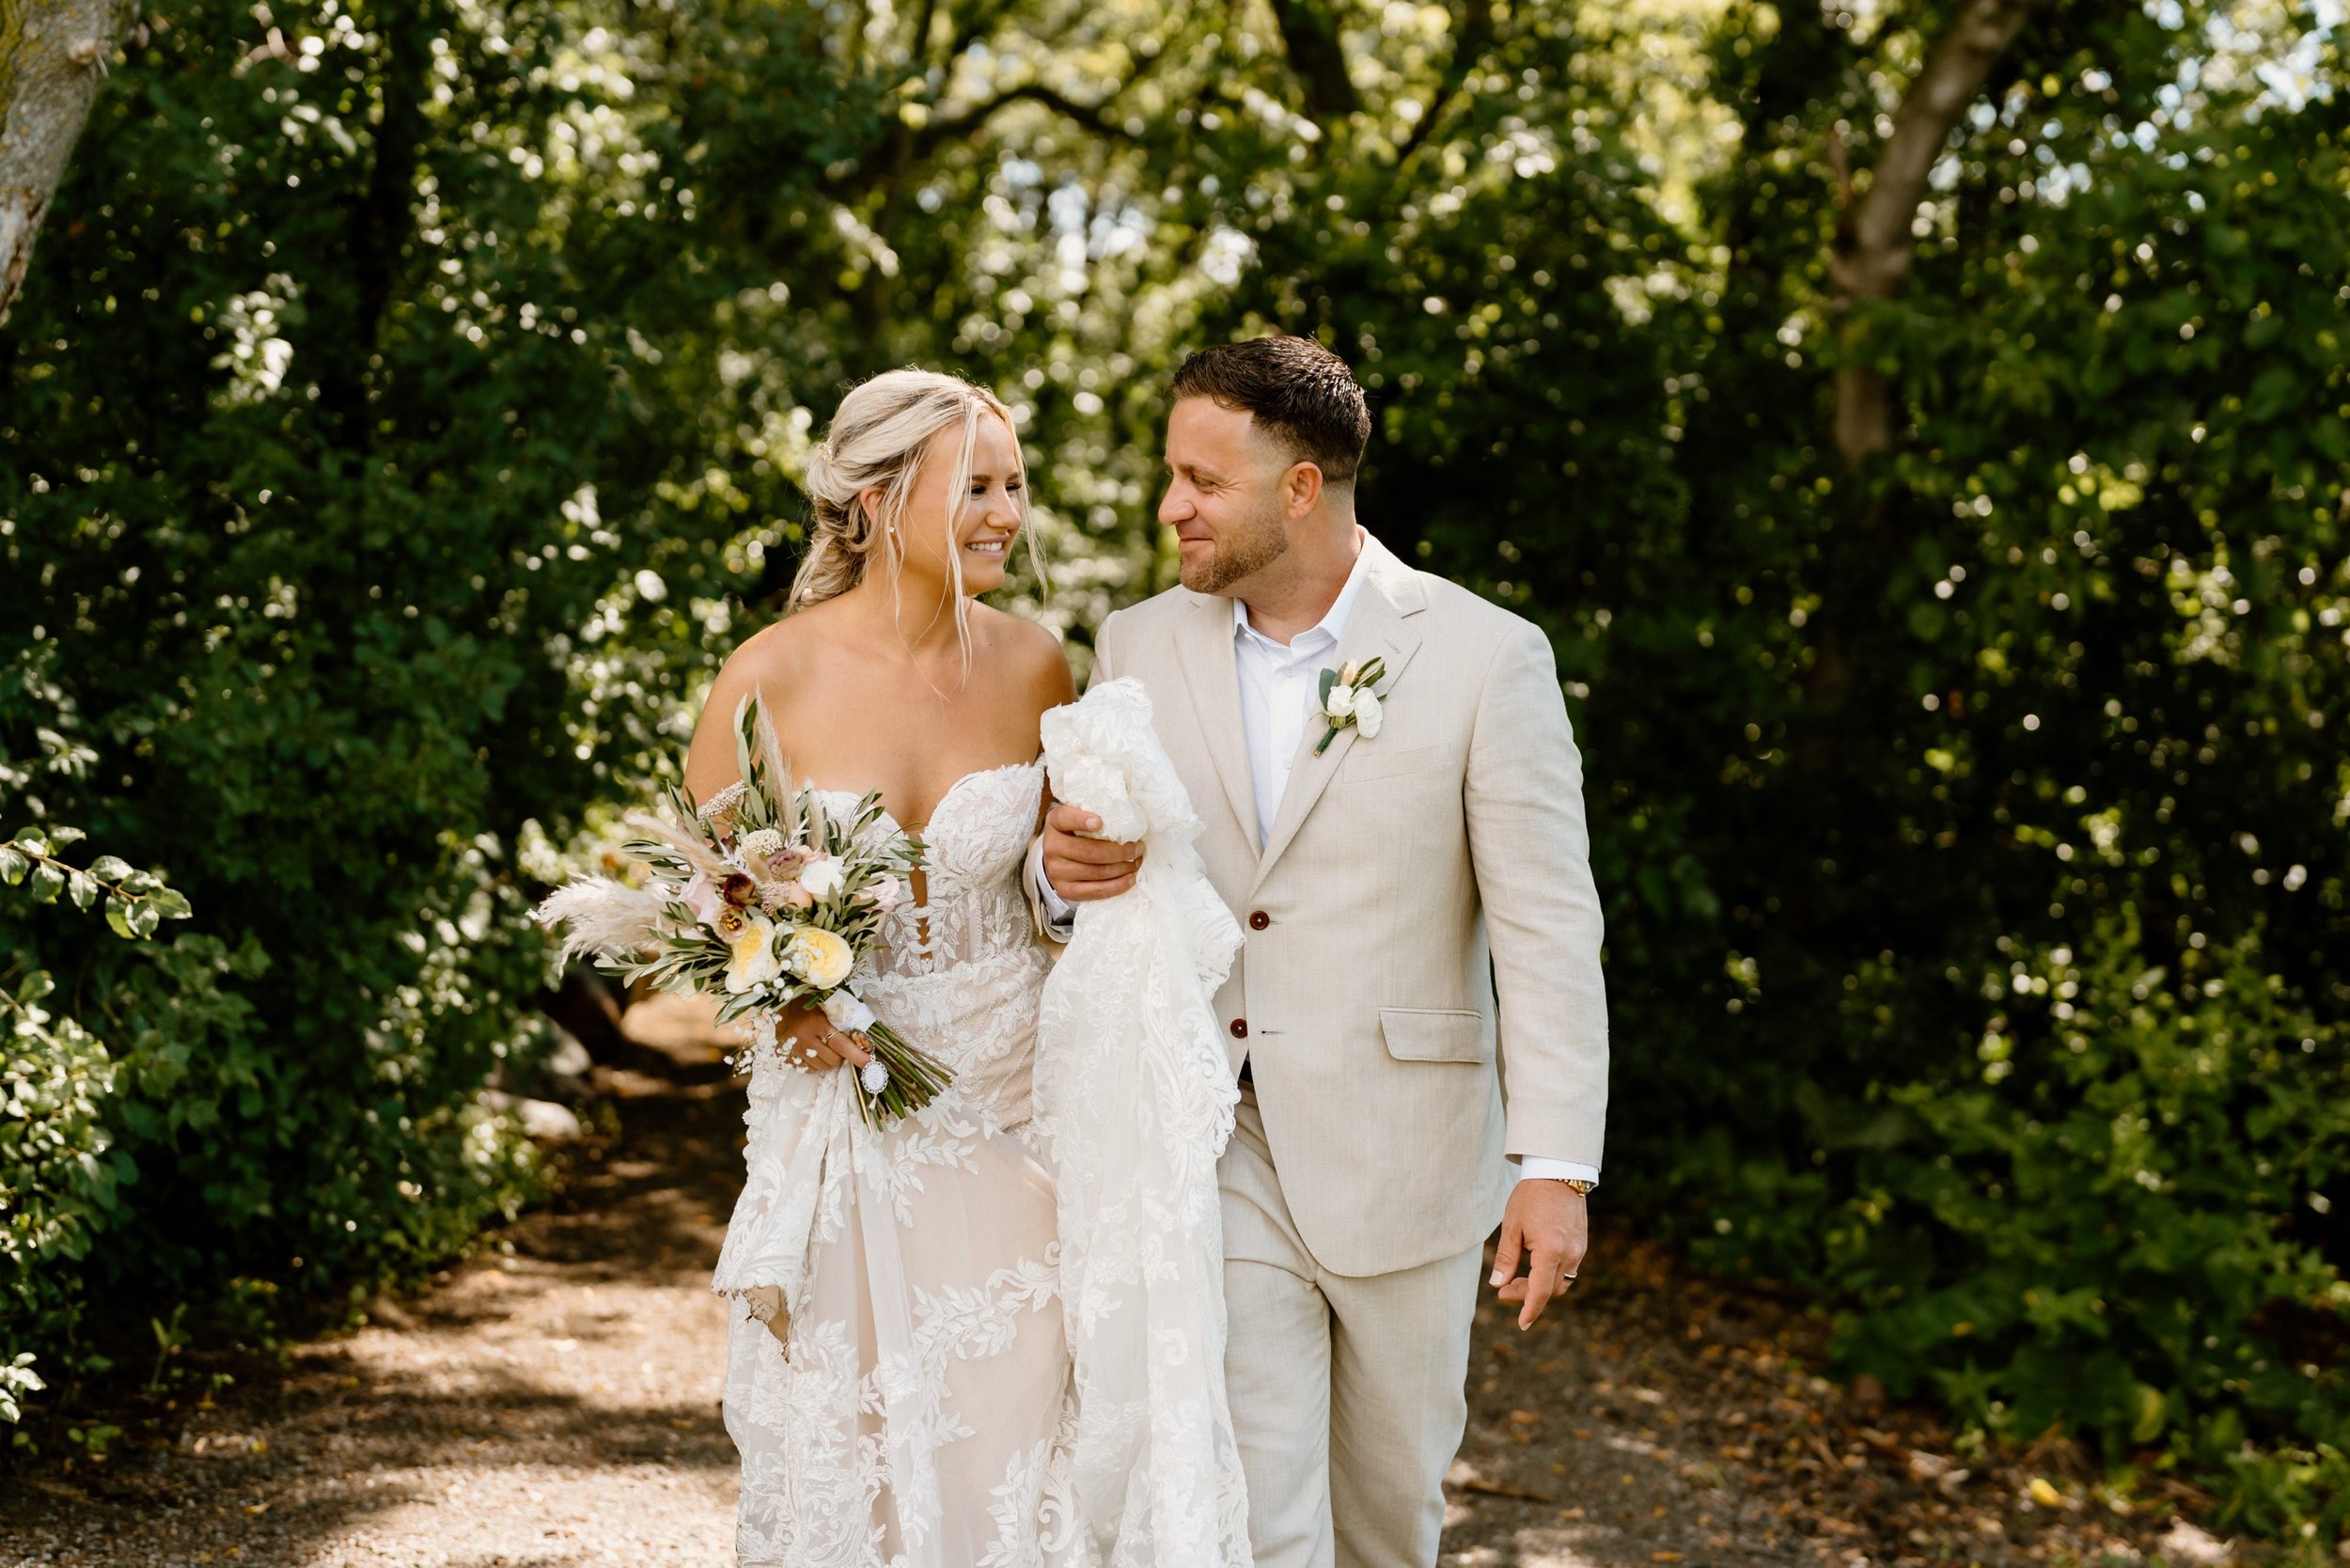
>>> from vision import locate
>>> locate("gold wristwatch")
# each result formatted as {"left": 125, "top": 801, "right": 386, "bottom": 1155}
{"left": 1561, "top": 1179, "right": 1596, "bottom": 1196}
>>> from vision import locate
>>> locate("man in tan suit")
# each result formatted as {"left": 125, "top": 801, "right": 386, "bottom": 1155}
{"left": 1033, "top": 336, "right": 1609, "bottom": 1568}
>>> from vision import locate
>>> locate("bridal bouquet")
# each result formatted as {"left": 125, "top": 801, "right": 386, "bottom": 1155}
{"left": 535, "top": 697, "right": 952, "bottom": 1127}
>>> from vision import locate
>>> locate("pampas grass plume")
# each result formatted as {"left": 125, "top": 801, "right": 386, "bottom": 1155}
{"left": 535, "top": 879, "right": 666, "bottom": 963}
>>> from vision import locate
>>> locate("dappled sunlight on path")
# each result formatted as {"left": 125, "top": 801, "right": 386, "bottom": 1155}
{"left": 1, "top": 994, "right": 744, "bottom": 1567}
{"left": 4, "top": 991, "right": 2200, "bottom": 1567}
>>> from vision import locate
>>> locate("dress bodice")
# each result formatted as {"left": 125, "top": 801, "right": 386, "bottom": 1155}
{"left": 803, "top": 759, "right": 1051, "bottom": 1132}
{"left": 810, "top": 758, "right": 1045, "bottom": 981}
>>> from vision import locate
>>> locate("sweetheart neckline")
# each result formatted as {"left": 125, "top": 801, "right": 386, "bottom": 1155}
{"left": 804, "top": 756, "right": 1043, "bottom": 839}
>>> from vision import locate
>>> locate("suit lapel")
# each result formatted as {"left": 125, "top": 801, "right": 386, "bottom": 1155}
{"left": 1250, "top": 541, "right": 1426, "bottom": 891}
{"left": 1171, "top": 590, "right": 1264, "bottom": 863}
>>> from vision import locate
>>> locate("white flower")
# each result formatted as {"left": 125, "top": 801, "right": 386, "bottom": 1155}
{"left": 822, "top": 991, "right": 877, "bottom": 1033}
{"left": 797, "top": 855, "right": 846, "bottom": 899}
{"left": 738, "top": 827, "right": 784, "bottom": 863}
{"left": 783, "top": 925, "right": 855, "bottom": 989}
{"left": 723, "top": 914, "right": 782, "bottom": 994}
{"left": 856, "top": 876, "right": 903, "bottom": 913}
{"left": 1313, "top": 654, "right": 1391, "bottom": 756}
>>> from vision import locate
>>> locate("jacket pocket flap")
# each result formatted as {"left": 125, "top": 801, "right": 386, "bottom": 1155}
{"left": 1339, "top": 744, "right": 1445, "bottom": 785}
{"left": 1379, "top": 1007, "right": 1494, "bottom": 1064}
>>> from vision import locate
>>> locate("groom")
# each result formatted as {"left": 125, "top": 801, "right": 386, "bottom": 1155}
{"left": 1030, "top": 335, "right": 1609, "bottom": 1568}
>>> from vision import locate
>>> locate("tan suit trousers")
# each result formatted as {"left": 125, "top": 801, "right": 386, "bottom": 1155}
{"left": 1222, "top": 1090, "right": 1484, "bottom": 1568}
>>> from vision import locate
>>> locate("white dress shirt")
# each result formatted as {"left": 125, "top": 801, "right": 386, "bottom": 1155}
{"left": 1031, "top": 533, "right": 1598, "bottom": 1187}
{"left": 1230, "top": 540, "right": 1372, "bottom": 847}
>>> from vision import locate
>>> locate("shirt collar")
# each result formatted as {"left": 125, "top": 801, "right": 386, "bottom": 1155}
{"left": 1232, "top": 528, "right": 1372, "bottom": 654}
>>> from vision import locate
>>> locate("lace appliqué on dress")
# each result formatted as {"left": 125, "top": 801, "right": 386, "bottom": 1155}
{"left": 1033, "top": 681, "right": 1254, "bottom": 1568}
{"left": 715, "top": 760, "right": 1089, "bottom": 1568}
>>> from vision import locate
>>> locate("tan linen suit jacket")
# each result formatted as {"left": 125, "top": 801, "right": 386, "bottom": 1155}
{"left": 1082, "top": 536, "right": 1609, "bottom": 1278}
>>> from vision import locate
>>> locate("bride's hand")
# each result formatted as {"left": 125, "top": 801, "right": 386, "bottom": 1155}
{"left": 778, "top": 998, "right": 872, "bottom": 1074}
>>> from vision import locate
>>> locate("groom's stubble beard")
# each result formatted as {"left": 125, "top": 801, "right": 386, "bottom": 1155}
{"left": 1180, "top": 492, "right": 1291, "bottom": 597}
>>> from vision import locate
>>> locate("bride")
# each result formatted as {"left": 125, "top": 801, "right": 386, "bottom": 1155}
{"left": 682, "top": 369, "right": 1099, "bottom": 1565}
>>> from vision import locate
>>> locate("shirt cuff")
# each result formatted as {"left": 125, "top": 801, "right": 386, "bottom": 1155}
{"left": 1026, "top": 835, "right": 1077, "bottom": 938}
{"left": 1512, "top": 1156, "right": 1600, "bottom": 1187}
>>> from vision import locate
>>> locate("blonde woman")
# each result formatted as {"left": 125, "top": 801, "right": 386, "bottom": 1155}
{"left": 684, "top": 370, "right": 1098, "bottom": 1564}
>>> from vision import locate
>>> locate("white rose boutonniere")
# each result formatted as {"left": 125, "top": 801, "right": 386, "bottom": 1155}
{"left": 1315, "top": 656, "right": 1388, "bottom": 755}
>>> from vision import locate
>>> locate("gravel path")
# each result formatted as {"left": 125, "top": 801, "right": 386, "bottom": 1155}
{"left": 3, "top": 996, "right": 2204, "bottom": 1568}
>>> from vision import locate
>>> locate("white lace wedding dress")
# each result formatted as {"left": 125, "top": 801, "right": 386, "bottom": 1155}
{"left": 1033, "top": 680, "right": 1253, "bottom": 1568}
{"left": 711, "top": 760, "right": 1084, "bottom": 1568}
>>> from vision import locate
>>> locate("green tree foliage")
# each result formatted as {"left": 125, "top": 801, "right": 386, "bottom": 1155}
{"left": 1218, "top": 0, "right": 2346, "bottom": 1524}
{"left": 0, "top": 826, "right": 189, "bottom": 1421}
{"left": 4, "top": 0, "right": 2344, "bottom": 1532}
{"left": 0, "top": 0, "right": 835, "bottom": 1415}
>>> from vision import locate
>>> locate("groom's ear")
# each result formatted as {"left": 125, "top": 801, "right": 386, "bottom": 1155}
{"left": 1278, "top": 459, "right": 1326, "bottom": 519}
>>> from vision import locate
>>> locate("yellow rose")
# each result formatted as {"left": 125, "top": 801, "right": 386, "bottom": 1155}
{"left": 724, "top": 914, "right": 782, "bottom": 994}
{"left": 783, "top": 925, "right": 855, "bottom": 990}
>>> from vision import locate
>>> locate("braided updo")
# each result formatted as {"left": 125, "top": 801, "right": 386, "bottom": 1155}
{"left": 789, "top": 368, "right": 1033, "bottom": 622}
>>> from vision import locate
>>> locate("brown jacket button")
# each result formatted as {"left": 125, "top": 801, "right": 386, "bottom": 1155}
{"left": 1230, "top": 1018, "right": 1249, "bottom": 1040}
{"left": 1248, "top": 910, "right": 1271, "bottom": 931}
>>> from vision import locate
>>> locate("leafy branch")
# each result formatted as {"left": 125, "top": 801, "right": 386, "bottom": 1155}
{"left": 0, "top": 825, "right": 192, "bottom": 942}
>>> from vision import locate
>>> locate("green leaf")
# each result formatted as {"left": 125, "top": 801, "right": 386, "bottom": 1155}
{"left": 1318, "top": 666, "right": 1339, "bottom": 704}
{"left": 106, "top": 903, "right": 137, "bottom": 940}
{"left": 68, "top": 871, "right": 99, "bottom": 911}
{"left": 87, "top": 855, "right": 133, "bottom": 882}
{"left": 0, "top": 847, "right": 25, "bottom": 886}
{"left": 147, "top": 888, "right": 193, "bottom": 920}
{"left": 26, "top": 862, "right": 66, "bottom": 903}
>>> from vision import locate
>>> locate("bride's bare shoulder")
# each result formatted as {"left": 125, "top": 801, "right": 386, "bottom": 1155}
{"left": 683, "top": 613, "right": 832, "bottom": 799}
{"left": 697, "top": 619, "right": 792, "bottom": 715}
{"left": 971, "top": 603, "right": 1075, "bottom": 709}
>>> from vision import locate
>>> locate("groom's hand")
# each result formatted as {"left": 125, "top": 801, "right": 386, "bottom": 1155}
{"left": 1041, "top": 803, "right": 1145, "bottom": 902}
{"left": 1491, "top": 1181, "right": 1589, "bottom": 1330}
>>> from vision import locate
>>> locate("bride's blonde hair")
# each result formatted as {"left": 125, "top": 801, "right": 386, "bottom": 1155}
{"left": 790, "top": 370, "right": 1041, "bottom": 659}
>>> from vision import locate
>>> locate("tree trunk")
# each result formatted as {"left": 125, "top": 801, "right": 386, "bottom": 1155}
{"left": 0, "top": 0, "right": 125, "bottom": 319}
{"left": 1268, "top": 0, "right": 1360, "bottom": 124}
{"left": 1827, "top": 0, "right": 2037, "bottom": 465}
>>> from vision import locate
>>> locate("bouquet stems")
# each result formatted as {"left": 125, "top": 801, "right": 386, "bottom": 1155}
{"left": 854, "top": 1022, "right": 956, "bottom": 1128}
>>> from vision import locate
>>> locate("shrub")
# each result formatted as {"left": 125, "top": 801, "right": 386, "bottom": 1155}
{"left": 0, "top": 828, "right": 189, "bottom": 1414}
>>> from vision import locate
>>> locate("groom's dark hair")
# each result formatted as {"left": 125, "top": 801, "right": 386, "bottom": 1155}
{"left": 1171, "top": 336, "right": 1371, "bottom": 486}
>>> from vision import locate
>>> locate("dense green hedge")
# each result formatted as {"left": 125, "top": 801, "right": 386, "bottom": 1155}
{"left": 0, "top": 0, "right": 853, "bottom": 1424}
{"left": 5, "top": 0, "right": 2343, "bottom": 1536}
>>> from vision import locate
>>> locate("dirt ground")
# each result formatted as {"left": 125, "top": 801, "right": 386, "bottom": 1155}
{"left": 2, "top": 996, "right": 2222, "bottom": 1568}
